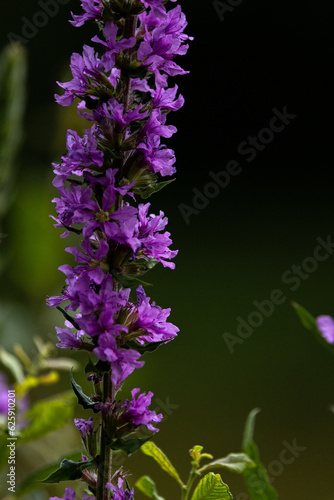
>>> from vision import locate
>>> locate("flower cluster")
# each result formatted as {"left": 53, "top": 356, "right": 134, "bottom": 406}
{"left": 48, "top": 0, "right": 190, "bottom": 497}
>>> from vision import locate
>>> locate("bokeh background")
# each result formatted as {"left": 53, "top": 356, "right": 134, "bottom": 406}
{"left": 1, "top": 0, "right": 334, "bottom": 498}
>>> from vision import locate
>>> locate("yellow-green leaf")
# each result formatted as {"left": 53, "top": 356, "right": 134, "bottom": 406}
{"left": 19, "top": 393, "right": 75, "bottom": 444}
{"left": 141, "top": 441, "right": 183, "bottom": 487}
{"left": 135, "top": 475, "right": 165, "bottom": 500}
{"left": 198, "top": 453, "right": 255, "bottom": 474}
{"left": 191, "top": 473, "right": 233, "bottom": 500}
{"left": 15, "top": 371, "right": 59, "bottom": 397}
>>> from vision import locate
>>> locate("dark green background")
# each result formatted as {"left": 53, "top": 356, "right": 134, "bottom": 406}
{"left": 1, "top": 0, "right": 334, "bottom": 498}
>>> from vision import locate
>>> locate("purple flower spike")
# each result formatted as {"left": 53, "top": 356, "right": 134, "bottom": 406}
{"left": 316, "top": 315, "right": 334, "bottom": 343}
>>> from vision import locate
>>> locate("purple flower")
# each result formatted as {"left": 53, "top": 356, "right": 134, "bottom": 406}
{"left": 92, "top": 21, "right": 136, "bottom": 72}
{"left": 55, "top": 46, "right": 103, "bottom": 106}
{"left": 65, "top": 237, "right": 110, "bottom": 283}
{"left": 50, "top": 486, "right": 76, "bottom": 500}
{"left": 133, "top": 285, "right": 179, "bottom": 342}
{"left": 50, "top": 488, "right": 95, "bottom": 500}
{"left": 74, "top": 417, "right": 94, "bottom": 438}
{"left": 53, "top": 125, "right": 104, "bottom": 185}
{"left": 93, "top": 333, "right": 144, "bottom": 386}
{"left": 70, "top": 0, "right": 103, "bottom": 27}
{"left": 106, "top": 477, "right": 134, "bottom": 500}
{"left": 55, "top": 327, "right": 84, "bottom": 350}
{"left": 121, "top": 388, "right": 163, "bottom": 432}
{"left": 316, "top": 315, "right": 334, "bottom": 343}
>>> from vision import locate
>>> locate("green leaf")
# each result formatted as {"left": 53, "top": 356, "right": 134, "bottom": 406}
{"left": 126, "top": 340, "right": 165, "bottom": 355}
{"left": 0, "top": 347, "right": 24, "bottom": 382}
{"left": 16, "top": 450, "right": 82, "bottom": 497}
{"left": 111, "top": 436, "right": 152, "bottom": 455}
{"left": 140, "top": 179, "right": 175, "bottom": 199}
{"left": 292, "top": 302, "right": 334, "bottom": 353}
{"left": 70, "top": 371, "right": 99, "bottom": 412}
{"left": 191, "top": 473, "right": 233, "bottom": 500}
{"left": 198, "top": 453, "right": 255, "bottom": 474}
{"left": 19, "top": 393, "right": 75, "bottom": 444}
{"left": 141, "top": 441, "right": 183, "bottom": 487}
{"left": 241, "top": 409, "right": 278, "bottom": 500}
{"left": 135, "top": 475, "right": 165, "bottom": 500}
{"left": 56, "top": 306, "right": 80, "bottom": 330}
{"left": 41, "top": 458, "right": 95, "bottom": 484}
{"left": 41, "top": 357, "right": 81, "bottom": 372}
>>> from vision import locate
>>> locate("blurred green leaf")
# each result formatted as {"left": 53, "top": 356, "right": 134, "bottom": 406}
{"left": 198, "top": 452, "right": 255, "bottom": 474}
{"left": 292, "top": 302, "right": 334, "bottom": 353}
{"left": 242, "top": 409, "right": 278, "bottom": 500}
{"left": 135, "top": 475, "right": 165, "bottom": 500}
{"left": 0, "top": 43, "right": 27, "bottom": 217}
{"left": 16, "top": 450, "right": 82, "bottom": 497}
{"left": 190, "top": 473, "right": 233, "bottom": 500}
{"left": 42, "top": 357, "right": 80, "bottom": 372}
{"left": 19, "top": 393, "right": 76, "bottom": 444}
{"left": 0, "top": 347, "right": 24, "bottom": 382}
{"left": 15, "top": 371, "right": 59, "bottom": 398}
{"left": 141, "top": 441, "right": 183, "bottom": 487}
{"left": 41, "top": 458, "right": 95, "bottom": 484}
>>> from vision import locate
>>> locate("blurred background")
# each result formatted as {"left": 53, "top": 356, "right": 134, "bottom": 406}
{"left": 1, "top": 0, "right": 334, "bottom": 498}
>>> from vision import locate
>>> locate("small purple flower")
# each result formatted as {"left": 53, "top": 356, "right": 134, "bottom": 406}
{"left": 55, "top": 327, "right": 84, "bottom": 350}
{"left": 133, "top": 285, "right": 179, "bottom": 343}
{"left": 106, "top": 477, "right": 134, "bottom": 500}
{"left": 316, "top": 315, "right": 334, "bottom": 343}
{"left": 92, "top": 21, "right": 136, "bottom": 72}
{"left": 121, "top": 388, "right": 163, "bottom": 432}
{"left": 93, "top": 333, "right": 144, "bottom": 386}
{"left": 74, "top": 417, "right": 94, "bottom": 438}
{"left": 70, "top": 0, "right": 103, "bottom": 27}
{"left": 50, "top": 486, "right": 76, "bottom": 500}
{"left": 55, "top": 46, "right": 103, "bottom": 106}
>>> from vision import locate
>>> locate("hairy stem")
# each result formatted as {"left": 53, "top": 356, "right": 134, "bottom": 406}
{"left": 96, "top": 372, "right": 112, "bottom": 500}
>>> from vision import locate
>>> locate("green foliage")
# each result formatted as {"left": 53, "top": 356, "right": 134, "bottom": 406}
{"left": 241, "top": 409, "right": 278, "bottom": 500}
{"left": 198, "top": 453, "right": 255, "bottom": 474}
{"left": 41, "top": 458, "right": 96, "bottom": 484}
{"left": 140, "top": 179, "right": 175, "bottom": 199}
{"left": 138, "top": 440, "right": 256, "bottom": 500}
{"left": 0, "top": 347, "right": 24, "bottom": 382}
{"left": 19, "top": 393, "right": 76, "bottom": 444}
{"left": 15, "top": 451, "right": 82, "bottom": 497}
{"left": 0, "top": 43, "right": 27, "bottom": 216}
{"left": 135, "top": 475, "right": 165, "bottom": 500}
{"left": 70, "top": 371, "right": 99, "bottom": 412}
{"left": 111, "top": 436, "right": 152, "bottom": 455}
{"left": 190, "top": 473, "right": 233, "bottom": 500}
{"left": 141, "top": 441, "right": 184, "bottom": 487}
{"left": 292, "top": 301, "right": 334, "bottom": 353}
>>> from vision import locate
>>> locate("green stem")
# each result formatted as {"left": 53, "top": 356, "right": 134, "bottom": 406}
{"left": 181, "top": 466, "right": 199, "bottom": 500}
{"left": 96, "top": 372, "right": 112, "bottom": 500}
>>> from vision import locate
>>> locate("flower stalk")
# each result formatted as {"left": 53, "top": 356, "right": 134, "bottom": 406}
{"left": 48, "top": 0, "right": 192, "bottom": 498}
